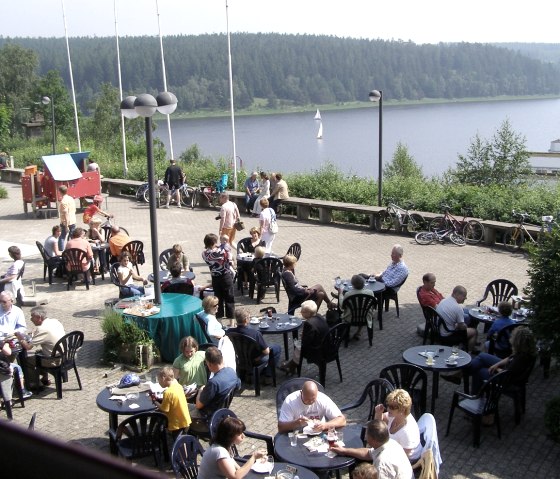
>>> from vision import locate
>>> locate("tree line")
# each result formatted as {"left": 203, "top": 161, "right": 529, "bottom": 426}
{"left": 2, "top": 33, "right": 559, "bottom": 116}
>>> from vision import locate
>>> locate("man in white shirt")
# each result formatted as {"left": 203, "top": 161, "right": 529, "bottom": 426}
{"left": 331, "top": 419, "right": 413, "bottom": 479}
{"left": 278, "top": 380, "right": 346, "bottom": 433}
{"left": 436, "top": 285, "right": 477, "bottom": 352}
{"left": 0, "top": 291, "right": 26, "bottom": 334}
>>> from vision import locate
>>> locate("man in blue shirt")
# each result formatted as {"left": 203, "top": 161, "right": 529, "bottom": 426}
{"left": 485, "top": 301, "right": 516, "bottom": 353}
{"left": 243, "top": 172, "right": 259, "bottom": 213}
{"left": 373, "top": 244, "right": 409, "bottom": 289}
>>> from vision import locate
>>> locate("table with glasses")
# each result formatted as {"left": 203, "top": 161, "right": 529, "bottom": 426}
{"left": 249, "top": 313, "right": 303, "bottom": 360}
{"left": 339, "top": 277, "right": 386, "bottom": 329}
{"left": 147, "top": 270, "right": 196, "bottom": 283}
{"left": 95, "top": 387, "right": 156, "bottom": 453}
{"left": 274, "top": 423, "right": 363, "bottom": 476}
{"left": 119, "top": 293, "right": 204, "bottom": 362}
{"left": 468, "top": 307, "right": 528, "bottom": 326}
{"left": 245, "top": 462, "right": 318, "bottom": 479}
{"left": 402, "top": 344, "right": 472, "bottom": 413}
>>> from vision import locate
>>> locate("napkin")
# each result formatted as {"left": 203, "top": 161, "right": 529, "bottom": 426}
{"left": 303, "top": 437, "right": 329, "bottom": 453}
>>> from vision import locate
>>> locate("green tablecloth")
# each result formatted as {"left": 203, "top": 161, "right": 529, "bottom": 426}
{"left": 123, "top": 293, "right": 204, "bottom": 362}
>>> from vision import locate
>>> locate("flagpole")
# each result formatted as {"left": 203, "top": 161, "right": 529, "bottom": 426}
{"left": 226, "top": 0, "right": 238, "bottom": 190}
{"left": 61, "top": 0, "right": 81, "bottom": 152}
{"left": 114, "top": 0, "right": 128, "bottom": 177}
{"left": 155, "top": 0, "right": 174, "bottom": 160}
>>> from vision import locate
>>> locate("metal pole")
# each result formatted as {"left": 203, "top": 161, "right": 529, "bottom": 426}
{"left": 226, "top": 0, "right": 238, "bottom": 190}
{"left": 114, "top": 0, "right": 128, "bottom": 177}
{"left": 50, "top": 96, "right": 56, "bottom": 155}
{"left": 145, "top": 117, "right": 162, "bottom": 305}
{"left": 378, "top": 90, "right": 383, "bottom": 207}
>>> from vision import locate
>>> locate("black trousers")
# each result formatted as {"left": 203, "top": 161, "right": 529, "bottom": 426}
{"left": 212, "top": 271, "right": 235, "bottom": 319}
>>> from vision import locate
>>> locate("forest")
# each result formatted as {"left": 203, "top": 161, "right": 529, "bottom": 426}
{"left": 1, "top": 34, "right": 560, "bottom": 115}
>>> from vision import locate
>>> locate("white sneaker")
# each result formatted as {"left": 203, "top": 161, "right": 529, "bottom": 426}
{"left": 163, "top": 204, "right": 169, "bottom": 209}
{"left": 177, "top": 204, "right": 182, "bottom": 208}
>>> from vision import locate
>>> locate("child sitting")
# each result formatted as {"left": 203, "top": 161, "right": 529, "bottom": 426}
{"left": 152, "top": 366, "right": 191, "bottom": 440}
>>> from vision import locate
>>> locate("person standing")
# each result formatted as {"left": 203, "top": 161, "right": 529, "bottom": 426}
{"left": 269, "top": 172, "right": 289, "bottom": 214}
{"left": 218, "top": 192, "right": 240, "bottom": 246}
{"left": 163, "top": 159, "right": 184, "bottom": 208}
{"left": 252, "top": 171, "right": 270, "bottom": 216}
{"left": 243, "top": 171, "right": 259, "bottom": 213}
{"left": 0, "top": 246, "right": 24, "bottom": 299}
{"left": 58, "top": 185, "right": 76, "bottom": 250}
{"left": 258, "top": 198, "right": 277, "bottom": 254}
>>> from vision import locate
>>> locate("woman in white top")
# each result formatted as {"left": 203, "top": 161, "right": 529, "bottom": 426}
{"left": 198, "top": 295, "right": 225, "bottom": 345}
{"left": 258, "top": 198, "right": 277, "bottom": 254}
{"left": 198, "top": 416, "right": 264, "bottom": 479}
{"left": 0, "top": 246, "right": 24, "bottom": 298}
{"left": 252, "top": 171, "right": 270, "bottom": 215}
{"left": 374, "top": 388, "right": 421, "bottom": 461}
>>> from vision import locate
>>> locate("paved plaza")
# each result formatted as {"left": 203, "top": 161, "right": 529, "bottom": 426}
{"left": 0, "top": 181, "right": 558, "bottom": 478}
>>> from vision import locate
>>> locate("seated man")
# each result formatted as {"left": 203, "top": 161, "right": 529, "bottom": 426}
{"left": 65, "top": 228, "right": 94, "bottom": 274}
{"left": 44, "top": 225, "right": 64, "bottom": 276}
{"left": 108, "top": 226, "right": 131, "bottom": 260}
{"left": 484, "top": 301, "right": 516, "bottom": 353}
{"left": 15, "top": 306, "right": 65, "bottom": 389}
{"left": 340, "top": 274, "right": 375, "bottom": 341}
{"left": 243, "top": 171, "right": 259, "bottom": 213}
{"left": 331, "top": 419, "right": 413, "bottom": 479}
{"left": 162, "top": 263, "right": 194, "bottom": 295}
{"left": 417, "top": 272, "right": 444, "bottom": 309}
{"left": 227, "top": 308, "right": 281, "bottom": 384}
{"left": 278, "top": 380, "right": 346, "bottom": 433}
{"left": 117, "top": 252, "right": 148, "bottom": 297}
{"left": 372, "top": 244, "right": 409, "bottom": 294}
{"left": 189, "top": 346, "right": 240, "bottom": 432}
{"left": 436, "top": 285, "right": 477, "bottom": 352}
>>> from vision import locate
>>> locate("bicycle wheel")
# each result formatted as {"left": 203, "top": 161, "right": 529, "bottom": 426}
{"left": 449, "top": 231, "right": 466, "bottom": 246}
{"left": 135, "top": 184, "right": 147, "bottom": 202}
{"left": 415, "top": 231, "right": 435, "bottom": 245}
{"left": 180, "top": 187, "right": 196, "bottom": 208}
{"left": 405, "top": 213, "right": 426, "bottom": 235}
{"left": 463, "top": 220, "right": 484, "bottom": 244}
{"left": 376, "top": 211, "right": 394, "bottom": 232}
{"left": 158, "top": 188, "right": 170, "bottom": 208}
{"left": 429, "top": 216, "right": 447, "bottom": 231}
{"left": 210, "top": 193, "right": 221, "bottom": 208}
{"left": 504, "top": 227, "right": 524, "bottom": 251}
{"left": 142, "top": 186, "right": 150, "bottom": 203}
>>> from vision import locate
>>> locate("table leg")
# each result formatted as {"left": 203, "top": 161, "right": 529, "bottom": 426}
{"left": 283, "top": 332, "right": 290, "bottom": 361}
{"left": 431, "top": 371, "right": 439, "bottom": 413}
{"left": 376, "top": 293, "right": 383, "bottom": 330}
{"left": 109, "top": 412, "right": 118, "bottom": 454}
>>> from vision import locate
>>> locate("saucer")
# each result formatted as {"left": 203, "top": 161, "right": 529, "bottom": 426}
{"left": 259, "top": 323, "right": 270, "bottom": 329}
{"left": 445, "top": 360, "right": 458, "bottom": 366}
{"left": 250, "top": 318, "right": 260, "bottom": 325}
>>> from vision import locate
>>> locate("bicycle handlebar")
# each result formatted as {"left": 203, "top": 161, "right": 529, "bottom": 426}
{"left": 511, "top": 210, "right": 530, "bottom": 221}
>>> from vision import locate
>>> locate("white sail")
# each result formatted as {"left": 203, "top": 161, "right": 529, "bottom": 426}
{"left": 314, "top": 109, "right": 322, "bottom": 121}
{"left": 316, "top": 122, "right": 323, "bottom": 139}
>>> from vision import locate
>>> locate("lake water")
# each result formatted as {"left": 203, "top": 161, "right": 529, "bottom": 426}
{"left": 155, "top": 98, "right": 560, "bottom": 178}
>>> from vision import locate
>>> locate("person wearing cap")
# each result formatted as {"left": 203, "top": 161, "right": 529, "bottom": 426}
{"left": 243, "top": 171, "right": 259, "bottom": 213}
{"left": 82, "top": 194, "right": 112, "bottom": 226}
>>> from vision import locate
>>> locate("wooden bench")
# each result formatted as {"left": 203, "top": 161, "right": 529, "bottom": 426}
{"left": 101, "top": 178, "right": 144, "bottom": 196}
{"left": 0, "top": 167, "right": 24, "bottom": 183}
{"left": 479, "top": 219, "right": 540, "bottom": 245}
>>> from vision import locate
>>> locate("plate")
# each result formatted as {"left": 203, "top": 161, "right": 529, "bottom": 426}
{"left": 251, "top": 462, "right": 273, "bottom": 474}
{"left": 259, "top": 323, "right": 270, "bottom": 329}
{"left": 250, "top": 318, "right": 260, "bottom": 325}
{"left": 367, "top": 277, "right": 376, "bottom": 283}
{"left": 445, "top": 360, "right": 458, "bottom": 366}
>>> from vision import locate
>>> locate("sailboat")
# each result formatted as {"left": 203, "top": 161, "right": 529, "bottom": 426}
{"left": 314, "top": 109, "right": 322, "bottom": 121}
{"left": 316, "top": 121, "right": 323, "bottom": 140}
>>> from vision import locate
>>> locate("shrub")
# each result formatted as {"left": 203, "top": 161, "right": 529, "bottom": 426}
{"left": 544, "top": 396, "right": 560, "bottom": 442}
{"left": 0, "top": 185, "right": 7, "bottom": 199}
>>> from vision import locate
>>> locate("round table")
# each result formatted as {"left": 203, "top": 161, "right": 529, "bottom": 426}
{"left": 249, "top": 313, "right": 303, "bottom": 360}
{"left": 340, "top": 278, "right": 386, "bottom": 329}
{"left": 121, "top": 293, "right": 204, "bottom": 362}
{"left": 274, "top": 423, "right": 363, "bottom": 475}
{"left": 95, "top": 387, "right": 156, "bottom": 453}
{"left": 147, "top": 270, "right": 195, "bottom": 283}
{"left": 402, "top": 344, "right": 471, "bottom": 413}
{"left": 245, "top": 462, "right": 318, "bottom": 479}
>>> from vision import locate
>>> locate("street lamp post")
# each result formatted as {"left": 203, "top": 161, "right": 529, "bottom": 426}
{"left": 369, "top": 89, "right": 383, "bottom": 206}
{"left": 41, "top": 96, "right": 56, "bottom": 155}
{"left": 120, "top": 92, "right": 177, "bottom": 305}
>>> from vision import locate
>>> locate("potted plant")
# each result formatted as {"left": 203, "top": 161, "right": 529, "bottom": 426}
{"left": 101, "top": 310, "right": 158, "bottom": 370}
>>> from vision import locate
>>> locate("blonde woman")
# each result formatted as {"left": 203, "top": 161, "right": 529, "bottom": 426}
{"left": 374, "top": 389, "right": 421, "bottom": 460}
{"left": 258, "top": 198, "right": 277, "bottom": 254}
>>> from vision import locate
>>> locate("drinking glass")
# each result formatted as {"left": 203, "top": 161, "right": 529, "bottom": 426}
{"left": 426, "top": 351, "right": 434, "bottom": 365}
{"left": 266, "top": 455, "right": 275, "bottom": 473}
{"left": 337, "top": 430, "right": 344, "bottom": 445}
{"left": 451, "top": 345, "right": 458, "bottom": 355}
{"left": 327, "top": 427, "right": 337, "bottom": 447}
{"left": 289, "top": 432, "right": 298, "bottom": 446}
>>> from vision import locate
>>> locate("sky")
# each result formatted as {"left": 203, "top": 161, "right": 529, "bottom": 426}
{"left": 1, "top": 0, "right": 559, "bottom": 44}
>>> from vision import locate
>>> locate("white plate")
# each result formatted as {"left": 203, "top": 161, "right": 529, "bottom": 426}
{"left": 251, "top": 462, "right": 272, "bottom": 474}
{"left": 250, "top": 318, "right": 260, "bottom": 324}
{"left": 259, "top": 323, "right": 270, "bottom": 329}
{"left": 445, "top": 360, "right": 458, "bottom": 366}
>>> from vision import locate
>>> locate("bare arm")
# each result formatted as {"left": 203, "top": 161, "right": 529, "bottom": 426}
{"left": 278, "top": 416, "right": 309, "bottom": 434}
{"left": 217, "top": 450, "right": 264, "bottom": 479}
{"left": 329, "top": 445, "right": 371, "bottom": 461}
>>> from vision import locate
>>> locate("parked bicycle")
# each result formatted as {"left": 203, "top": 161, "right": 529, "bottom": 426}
{"left": 192, "top": 174, "right": 229, "bottom": 209}
{"left": 376, "top": 201, "right": 426, "bottom": 235}
{"left": 429, "top": 205, "right": 484, "bottom": 244}
{"left": 136, "top": 181, "right": 195, "bottom": 208}
{"left": 504, "top": 210, "right": 547, "bottom": 251}
{"left": 415, "top": 221, "right": 466, "bottom": 246}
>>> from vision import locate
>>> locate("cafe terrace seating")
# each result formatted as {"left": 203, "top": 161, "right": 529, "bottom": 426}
{"left": 488, "top": 323, "right": 522, "bottom": 359}
{"left": 110, "top": 263, "right": 129, "bottom": 299}
{"left": 285, "top": 242, "right": 302, "bottom": 260}
{"left": 422, "top": 307, "right": 468, "bottom": 351}
{"left": 341, "top": 293, "right": 377, "bottom": 347}
{"left": 412, "top": 413, "right": 442, "bottom": 476}
{"left": 502, "top": 355, "right": 537, "bottom": 425}
{"left": 297, "top": 322, "right": 349, "bottom": 387}
{"left": 158, "top": 248, "right": 173, "bottom": 270}
{"left": 446, "top": 370, "right": 510, "bottom": 447}
{"left": 62, "top": 248, "right": 95, "bottom": 291}
{"left": 109, "top": 411, "right": 169, "bottom": 467}
{"left": 382, "top": 273, "right": 408, "bottom": 317}
{"left": 209, "top": 408, "right": 275, "bottom": 461}
{"left": 121, "top": 240, "right": 145, "bottom": 275}
{"left": 340, "top": 378, "right": 394, "bottom": 423}
{"left": 171, "top": 434, "right": 205, "bottom": 479}
{"left": 380, "top": 363, "right": 428, "bottom": 418}
{"left": 226, "top": 331, "right": 276, "bottom": 396}
{"left": 35, "top": 330, "right": 84, "bottom": 400}
{"left": 476, "top": 279, "right": 518, "bottom": 307}
{"left": 188, "top": 385, "right": 237, "bottom": 442}
{"left": 252, "top": 257, "right": 283, "bottom": 304}
{"left": 36, "top": 241, "right": 60, "bottom": 285}
{"left": 275, "top": 377, "right": 324, "bottom": 418}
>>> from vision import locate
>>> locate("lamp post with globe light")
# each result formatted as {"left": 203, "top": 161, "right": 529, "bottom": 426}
{"left": 41, "top": 96, "right": 56, "bottom": 155}
{"left": 120, "top": 92, "right": 177, "bottom": 305}
{"left": 369, "top": 90, "right": 383, "bottom": 206}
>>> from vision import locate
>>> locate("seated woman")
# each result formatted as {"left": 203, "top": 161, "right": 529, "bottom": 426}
{"left": 117, "top": 251, "right": 148, "bottom": 297}
{"left": 0, "top": 246, "right": 24, "bottom": 298}
{"left": 468, "top": 326, "right": 537, "bottom": 393}
{"left": 167, "top": 243, "right": 190, "bottom": 272}
{"left": 172, "top": 336, "right": 207, "bottom": 388}
{"left": 281, "top": 254, "right": 335, "bottom": 312}
{"left": 87, "top": 219, "right": 105, "bottom": 273}
{"left": 339, "top": 275, "right": 376, "bottom": 341}
{"left": 198, "top": 416, "right": 265, "bottom": 479}
{"left": 197, "top": 295, "right": 226, "bottom": 345}
{"left": 374, "top": 389, "right": 421, "bottom": 461}
{"left": 162, "top": 264, "right": 195, "bottom": 295}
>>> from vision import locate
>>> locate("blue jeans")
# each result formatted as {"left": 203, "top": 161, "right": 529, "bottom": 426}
{"left": 120, "top": 285, "right": 145, "bottom": 297}
{"left": 59, "top": 223, "right": 76, "bottom": 250}
{"left": 468, "top": 352, "right": 501, "bottom": 393}
{"left": 258, "top": 344, "right": 282, "bottom": 378}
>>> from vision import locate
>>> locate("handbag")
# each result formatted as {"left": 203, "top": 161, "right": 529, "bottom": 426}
{"left": 234, "top": 219, "right": 245, "bottom": 231}
{"left": 269, "top": 209, "right": 279, "bottom": 234}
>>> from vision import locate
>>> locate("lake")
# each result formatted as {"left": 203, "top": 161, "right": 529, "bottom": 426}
{"left": 155, "top": 98, "right": 560, "bottom": 178}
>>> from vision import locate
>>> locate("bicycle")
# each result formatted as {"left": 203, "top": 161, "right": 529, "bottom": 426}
{"left": 192, "top": 174, "right": 229, "bottom": 209}
{"left": 376, "top": 201, "right": 426, "bottom": 235}
{"left": 429, "top": 205, "right": 484, "bottom": 244}
{"left": 415, "top": 222, "right": 466, "bottom": 246}
{"left": 503, "top": 210, "right": 545, "bottom": 251}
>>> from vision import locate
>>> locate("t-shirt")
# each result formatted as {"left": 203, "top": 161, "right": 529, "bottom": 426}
{"left": 164, "top": 164, "right": 184, "bottom": 187}
{"left": 82, "top": 204, "right": 101, "bottom": 224}
{"left": 198, "top": 367, "right": 239, "bottom": 417}
{"left": 198, "top": 312, "right": 225, "bottom": 344}
{"left": 44, "top": 235, "right": 59, "bottom": 258}
{"left": 0, "top": 305, "right": 27, "bottom": 334}
{"left": 436, "top": 296, "right": 464, "bottom": 336}
{"left": 219, "top": 200, "right": 239, "bottom": 229}
{"left": 279, "top": 390, "right": 342, "bottom": 423}
{"left": 198, "top": 444, "right": 235, "bottom": 479}
{"left": 32, "top": 317, "right": 65, "bottom": 358}
{"left": 387, "top": 415, "right": 421, "bottom": 460}
{"left": 173, "top": 350, "right": 207, "bottom": 386}
{"left": 368, "top": 438, "right": 414, "bottom": 479}
{"left": 159, "top": 380, "right": 191, "bottom": 431}
{"left": 109, "top": 232, "right": 131, "bottom": 257}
